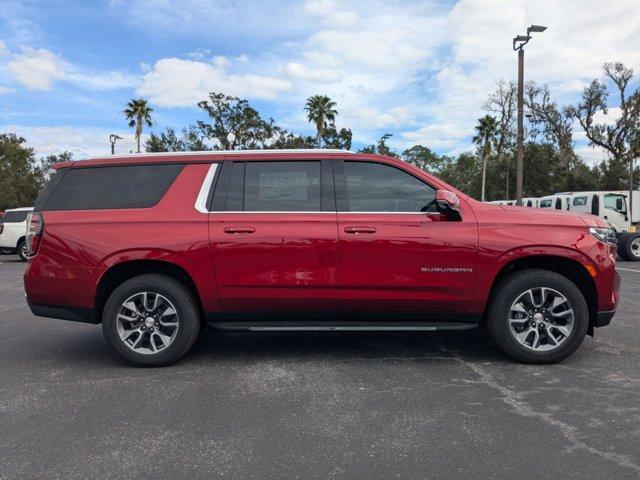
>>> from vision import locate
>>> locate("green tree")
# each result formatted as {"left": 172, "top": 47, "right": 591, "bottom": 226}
{"left": 0, "top": 134, "right": 70, "bottom": 210}
{"left": 472, "top": 115, "right": 498, "bottom": 201}
{"left": 145, "top": 126, "right": 209, "bottom": 152}
{"left": 197, "top": 92, "right": 277, "bottom": 150}
{"left": 304, "top": 95, "right": 338, "bottom": 147}
{"left": 401, "top": 145, "right": 449, "bottom": 174}
{"left": 124, "top": 98, "right": 154, "bottom": 153}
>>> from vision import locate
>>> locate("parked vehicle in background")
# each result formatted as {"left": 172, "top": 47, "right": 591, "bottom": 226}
{"left": 522, "top": 197, "right": 538, "bottom": 207}
{"left": 0, "top": 207, "right": 34, "bottom": 261}
{"left": 567, "top": 190, "right": 640, "bottom": 261}
{"left": 24, "top": 150, "right": 619, "bottom": 366}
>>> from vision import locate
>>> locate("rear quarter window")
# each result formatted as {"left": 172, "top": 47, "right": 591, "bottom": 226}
{"left": 42, "top": 164, "right": 184, "bottom": 211}
{"left": 3, "top": 211, "right": 29, "bottom": 222}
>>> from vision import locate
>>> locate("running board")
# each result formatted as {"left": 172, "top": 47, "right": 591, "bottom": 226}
{"left": 208, "top": 321, "right": 478, "bottom": 332}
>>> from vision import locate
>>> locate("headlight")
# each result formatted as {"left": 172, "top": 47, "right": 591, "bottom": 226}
{"left": 589, "top": 227, "right": 617, "bottom": 246}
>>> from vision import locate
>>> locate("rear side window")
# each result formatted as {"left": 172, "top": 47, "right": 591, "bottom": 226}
{"left": 572, "top": 196, "right": 588, "bottom": 206}
{"left": 243, "top": 161, "right": 321, "bottom": 211}
{"left": 340, "top": 161, "right": 436, "bottom": 212}
{"left": 42, "top": 164, "right": 184, "bottom": 211}
{"left": 539, "top": 199, "right": 552, "bottom": 208}
{"left": 3, "top": 211, "right": 29, "bottom": 222}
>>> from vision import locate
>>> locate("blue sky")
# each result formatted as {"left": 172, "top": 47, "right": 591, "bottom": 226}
{"left": 0, "top": 0, "right": 638, "bottom": 161}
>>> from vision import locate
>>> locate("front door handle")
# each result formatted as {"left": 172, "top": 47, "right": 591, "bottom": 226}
{"left": 344, "top": 226, "right": 377, "bottom": 234}
{"left": 223, "top": 226, "right": 255, "bottom": 234}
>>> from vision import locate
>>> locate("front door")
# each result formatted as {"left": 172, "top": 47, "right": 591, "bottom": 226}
{"left": 209, "top": 159, "right": 338, "bottom": 313}
{"left": 334, "top": 159, "right": 478, "bottom": 315}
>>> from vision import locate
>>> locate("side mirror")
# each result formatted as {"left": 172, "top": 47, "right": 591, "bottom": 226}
{"left": 616, "top": 198, "right": 624, "bottom": 211}
{"left": 435, "top": 190, "right": 461, "bottom": 220}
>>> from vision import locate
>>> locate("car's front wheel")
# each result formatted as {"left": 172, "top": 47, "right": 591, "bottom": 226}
{"left": 102, "top": 274, "right": 201, "bottom": 367}
{"left": 486, "top": 269, "right": 589, "bottom": 364}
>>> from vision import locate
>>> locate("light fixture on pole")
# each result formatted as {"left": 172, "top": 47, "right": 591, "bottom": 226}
{"left": 513, "top": 24, "right": 547, "bottom": 206}
{"left": 109, "top": 134, "right": 123, "bottom": 155}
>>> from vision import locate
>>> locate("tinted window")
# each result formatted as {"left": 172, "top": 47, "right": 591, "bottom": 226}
{"left": 243, "top": 162, "right": 321, "bottom": 211}
{"left": 572, "top": 196, "right": 588, "bottom": 206}
{"left": 34, "top": 169, "right": 66, "bottom": 211}
{"left": 3, "top": 211, "right": 29, "bottom": 222}
{"left": 540, "top": 199, "right": 552, "bottom": 208}
{"left": 342, "top": 161, "right": 436, "bottom": 212}
{"left": 43, "top": 164, "right": 183, "bottom": 211}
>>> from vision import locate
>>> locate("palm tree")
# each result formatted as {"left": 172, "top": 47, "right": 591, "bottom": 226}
{"left": 124, "top": 99, "right": 153, "bottom": 153}
{"left": 304, "top": 95, "right": 338, "bottom": 148}
{"left": 473, "top": 115, "right": 498, "bottom": 202}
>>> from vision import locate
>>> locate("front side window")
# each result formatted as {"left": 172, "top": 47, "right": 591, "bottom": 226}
{"left": 243, "top": 161, "right": 321, "bottom": 211}
{"left": 42, "top": 164, "right": 184, "bottom": 211}
{"left": 604, "top": 194, "right": 627, "bottom": 215}
{"left": 341, "top": 161, "right": 436, "bottom": 212}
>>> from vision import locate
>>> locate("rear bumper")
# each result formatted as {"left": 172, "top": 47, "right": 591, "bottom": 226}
{"left": 594, "top": 309, "right": 616, "bottom": 328}
{"left": 26, "top": 298, "right": 98, "bottom": 324}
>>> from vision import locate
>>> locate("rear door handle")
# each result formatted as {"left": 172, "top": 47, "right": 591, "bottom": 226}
{"left": 344, "top": 226, "right": 377, "bottom": 234}
{"left": 223, "top": 226, "right": 255, "bottom": 234}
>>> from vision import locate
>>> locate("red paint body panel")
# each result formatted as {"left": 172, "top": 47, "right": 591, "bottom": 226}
{"left": 209, "top": 213, "right": 339, "bottom": 311}
{"left": 25, "top": 152, "right": 620, "bottom": 324}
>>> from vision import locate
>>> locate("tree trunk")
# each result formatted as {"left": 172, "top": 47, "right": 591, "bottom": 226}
{"left": 481, "top": 150, "right": 488, "bottom": 202}
{"left": 136, "top": 117, "right": 142, "bottom": 153}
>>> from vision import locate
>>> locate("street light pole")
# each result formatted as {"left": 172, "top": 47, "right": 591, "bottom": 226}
{"left": 513, "top": 25, "right": 547, "bottom": 206}
{"left": 516, "top": 47, "right": 524, "bottom": 206}
{"left": 109, "top": 134, "right": 123, "bottom": 155}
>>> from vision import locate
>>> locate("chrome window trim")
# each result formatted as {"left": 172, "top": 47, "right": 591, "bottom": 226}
{"left": 195, "top": 163, "right": 219, "bottom": 214}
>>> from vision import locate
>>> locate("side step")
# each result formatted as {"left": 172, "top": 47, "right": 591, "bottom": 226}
{"left": 208, "top": 321, "right": 478, "bottom": 332}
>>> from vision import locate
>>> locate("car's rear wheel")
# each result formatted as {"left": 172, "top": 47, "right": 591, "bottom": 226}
{"left": 102, "top": 274, "right": 201, "bottom": 366}
{"left": 17, "top": 239, "right": 28, "bottom": 262}
{"left": 486, "top": 269, "right": 588, "bottom": 364}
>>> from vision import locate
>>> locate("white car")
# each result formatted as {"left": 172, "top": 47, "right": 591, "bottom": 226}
{"left": 0, "top": 207, "right": 33, "bottom": 261}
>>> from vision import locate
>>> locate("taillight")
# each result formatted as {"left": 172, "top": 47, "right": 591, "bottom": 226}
{"left": 25, "top": 212, "right": 43, "bottom": 257}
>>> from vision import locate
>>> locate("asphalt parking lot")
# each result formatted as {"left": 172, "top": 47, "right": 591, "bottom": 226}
{"left": 1, "top": 256, "right": 639, "bottom": 479}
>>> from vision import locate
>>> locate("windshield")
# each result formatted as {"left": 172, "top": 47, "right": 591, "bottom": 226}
{"left": 604, "top": 194, "right": 627, "bottom": 215}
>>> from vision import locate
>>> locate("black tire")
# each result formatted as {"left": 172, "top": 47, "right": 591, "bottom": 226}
{"left": 102, "top": 274, "right": 201, "bottom": 367}
{"left": 486, "top": 269, "right": 589, "bottom": 364}
{"left": 621, "top": 233, "right": 640, "bottom": 262}
{"left": 16, "top": 239, "right": 28, "bottom": 262}
{"left": 617, "top": 234, "right": 630, "bottom": 261}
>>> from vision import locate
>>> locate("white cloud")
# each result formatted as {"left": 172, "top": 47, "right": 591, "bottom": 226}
{"left": 8, "top": 48, "right": 64, "bottom": 90}
{"left": 283, "top": 62, "right": 341, "bottom": 83}
{"left": 5, "top": 45, "right": 139, "bottom": 91}
{"left": 1, "top": 125, "right": 141, "bottom": 158}
{"left": 137, "top": 57, "right": 292, "bottom": 107}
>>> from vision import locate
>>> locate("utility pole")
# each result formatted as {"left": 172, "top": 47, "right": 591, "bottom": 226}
{"left": 513, "top": 24, "right": 547, "bottom": 206}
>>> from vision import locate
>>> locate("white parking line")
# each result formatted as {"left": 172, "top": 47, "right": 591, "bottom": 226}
{"left": 618, "top": 267, "right": 640, "bottom": 273}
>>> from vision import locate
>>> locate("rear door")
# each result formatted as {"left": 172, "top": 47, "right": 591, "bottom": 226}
{"left": 208, "top": 159, "right": 339, "bottom": 313}
{"left": 334, "top": 159, "right": 478, "bottom": 315}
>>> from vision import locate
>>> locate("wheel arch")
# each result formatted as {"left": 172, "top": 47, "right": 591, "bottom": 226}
{"left": 95, "top": 259, "right": 204, "bottom": 323}
{"left": 16, "top": 235, "right": 25, "bottom": 249}
{"left": 486, "top": 255, "right": 598, "bottom": 335}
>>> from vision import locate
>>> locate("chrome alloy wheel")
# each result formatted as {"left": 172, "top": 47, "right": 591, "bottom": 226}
{"left": 116, "top": 292, "right": 179, "bottom": 355}
{"left": 508, "top": 287, "right": 574, "bottom": 352}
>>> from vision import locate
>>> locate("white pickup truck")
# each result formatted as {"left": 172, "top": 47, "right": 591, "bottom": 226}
{"left": 0, "top": 207, "right": 33, "bottom": 262}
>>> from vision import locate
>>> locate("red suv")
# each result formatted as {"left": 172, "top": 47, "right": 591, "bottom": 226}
{"left": 24, "top": 150, "right": 620, "bottom": 366}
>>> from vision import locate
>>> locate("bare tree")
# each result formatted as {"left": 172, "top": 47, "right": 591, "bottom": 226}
{"left": 483, "top": 80, "right": 517, "bottom": 197}
{"left": 568, "top": 62, "right": 640, "bottom": 217}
